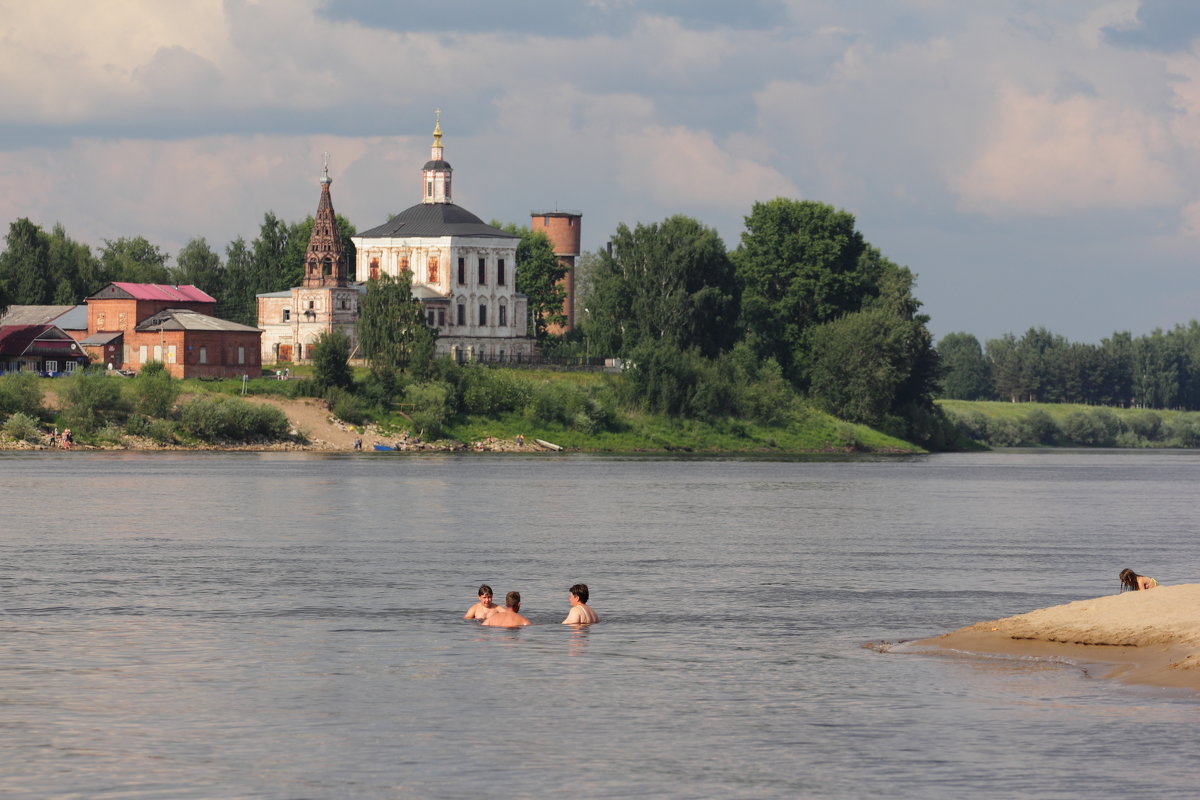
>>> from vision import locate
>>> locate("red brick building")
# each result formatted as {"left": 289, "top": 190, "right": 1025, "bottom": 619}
{"left": 80, "top": 282, "right": 262, "bottom": 378}
{"left": 530, "top": 210, "right": 582, "bottom": 333}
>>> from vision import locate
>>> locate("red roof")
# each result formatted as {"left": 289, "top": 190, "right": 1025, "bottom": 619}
{"left": 109, "top": 282, "right": 216, "bottom": 303}
{"left": 0, "top": 324, "right": 47, "bottom": 354}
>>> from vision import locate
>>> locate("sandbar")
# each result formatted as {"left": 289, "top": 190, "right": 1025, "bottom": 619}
{"left": 916, "top": 583, "right": 1200, "bottom": 691}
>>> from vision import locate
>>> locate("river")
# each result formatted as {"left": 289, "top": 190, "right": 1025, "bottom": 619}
{"left": 0, "top": 450, "right": 1196, "bottom": 798}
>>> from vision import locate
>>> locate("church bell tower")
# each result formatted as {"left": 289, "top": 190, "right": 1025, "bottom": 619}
{"left": 422, "top": 110, "right": 453, "bottom": 204}
{"left": 303, "top": 154, "right": 348, "bottom": 288}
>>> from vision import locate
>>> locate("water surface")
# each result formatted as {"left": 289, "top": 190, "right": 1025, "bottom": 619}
{"left": 1, "top": 450, "right": 1196, "bottom": 798}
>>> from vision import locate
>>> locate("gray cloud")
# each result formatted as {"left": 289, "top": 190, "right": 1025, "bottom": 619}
{"left": 1104, "top": 0, "right": 1200, "bottom": 51}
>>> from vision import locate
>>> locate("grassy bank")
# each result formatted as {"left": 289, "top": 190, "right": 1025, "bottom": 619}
{"left": 938, "top": 399, "right": 1200, "bottom": 448}
{"left": 0, "top": 367, "right": 922, "bottom": 454}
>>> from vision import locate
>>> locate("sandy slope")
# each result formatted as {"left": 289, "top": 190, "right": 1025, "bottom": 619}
{"left": 917, "top": 584, "right": 1200, "bottom": 691}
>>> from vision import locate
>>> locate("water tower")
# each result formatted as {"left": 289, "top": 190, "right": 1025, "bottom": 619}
{"left": 530, "top": 210, "right": 582, "bottom": 332}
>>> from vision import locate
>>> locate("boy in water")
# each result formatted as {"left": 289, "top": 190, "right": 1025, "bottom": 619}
{"left": 562, "top": 583, "right": 599, "bottom": 624}
{"left": 463, "top": 584, "right": 500, "bottom": 620}
{"left": 481, "top": 591, "right": 532, "bottom": 627}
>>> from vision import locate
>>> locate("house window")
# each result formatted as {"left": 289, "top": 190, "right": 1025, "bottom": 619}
{"left": 479, "top": 304, "right": 487, "bottom": 326}
{"left": 478, "top": 258, "right": 486, "bottom": 285}
{"left": 45, "top": 360, "right": 58, "bottom": 373}
{"left": 65, "top": 361, "right": 78, "bottom": 373}
{"left": 199, "top": 347, "right": 208, "bottom": 364}
{"left": 457, "top": 304, "right": 466, "bottom": 326}
{"left": 428, "top": 256, "right": 439, "bottom": 283}
{"left": 499, "top": 305, "right": 507, "bottom": 327}
{"left": 238, "top": 346, "right": 245, "bottom": 365}
{"left": 283, "top": 309, "right": 290, "bottom": 322}
{"left": 437, "top": 309, "right": 445, "bottom": 326}
{"left": 154, "top": 345, "right": 162, "bottom": 362}
{"left": 497, "top": 259, "right": 506, "bottom": 286}
{"left": 458, "top": 257, "right": 465, "bottom": 285}
{"left": 139, "top": 345, "right": 148, "bottom": 363}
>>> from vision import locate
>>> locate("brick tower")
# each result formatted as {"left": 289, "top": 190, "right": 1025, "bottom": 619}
{"left": 302, "top": 154, "right": 348, "bottom": 288}
{"left": 529, "top": 210, "right": 582, "bottom": 332}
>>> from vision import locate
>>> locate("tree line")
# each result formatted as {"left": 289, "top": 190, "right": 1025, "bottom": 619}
{"left": 569, "top": 199, "right": 945, "bottom": 446}
{"left": 938, "top": 323, "right": 1200, "bottom": 410}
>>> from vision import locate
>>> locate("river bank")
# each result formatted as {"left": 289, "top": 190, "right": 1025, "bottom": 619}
{"left": 915, "top": 584, "right": 1200, "bottom": 692}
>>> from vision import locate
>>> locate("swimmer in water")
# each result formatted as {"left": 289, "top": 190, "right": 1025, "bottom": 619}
{"left": 481, "top": 591, "right": 531, "bottom": 627}
{"left": 464, "top": 584, "right": 500, "bottom": 620}
{"left": 561, "top": 583, "right": 599, "bottom": 625}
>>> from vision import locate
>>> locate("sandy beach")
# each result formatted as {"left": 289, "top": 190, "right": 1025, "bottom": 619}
{"left": 917, "top": 584, "right": 1200, "bottom": 691}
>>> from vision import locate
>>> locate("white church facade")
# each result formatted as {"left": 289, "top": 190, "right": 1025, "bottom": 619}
{"left": 351, "top": 117, "right": 534, "bottom": 362}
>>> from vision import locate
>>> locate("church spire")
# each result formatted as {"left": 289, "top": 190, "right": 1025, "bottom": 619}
{"left": 303, "top": 153, "right": 347, "bottom": 288}
{"left": 423, "top": 109, "right": 452, "bottom": 204}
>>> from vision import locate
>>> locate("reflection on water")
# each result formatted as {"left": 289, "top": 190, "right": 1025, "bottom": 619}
{"left": 0, "top": 450, "right": 1197, "bottom": 798}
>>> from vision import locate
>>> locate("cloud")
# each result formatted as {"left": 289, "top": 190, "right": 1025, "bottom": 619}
{"left": 1104, "top": 0, "right": 1200, "bottom": 52}
{"left": 951, "top": 83, "right": 1179, "bottom": 217}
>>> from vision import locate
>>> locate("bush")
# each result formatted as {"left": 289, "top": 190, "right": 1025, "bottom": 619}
{"left": 0, "top": 372, "right": 45, "bottom": 419}
{"left": 986, "top": 418, "right": 1024, "bottom": 447}
{"left": 61, "top": 369, "right": 131, "bottom": 432}
{"left": 405, "top": 381, "right": 453, "bottom": 438}
{"left": 1021, "top": 409, "right": 1059, "bottom": 445}
{"left": 147, "top": 419, "right": 177, "bottom": 444}
{"left": 1165, "top": 413, "right": 1200, "bottom": 447}
{"left": 3, "top": 411, "right": 41, "bottom": 442}
{"left": 178, "top": 395, "right": 291, "bottom": 442}
{"left": 1126, "top": 411, "right": 1162, "bottom": 442}
{"left": 132, "top": 369, "right": 180, "bottom": 417}
{"left": 325, "top": 387, "right": 373, "bottom": 426}
{"left": 1060, "top": 409, "right": 1116, "bottom": 446}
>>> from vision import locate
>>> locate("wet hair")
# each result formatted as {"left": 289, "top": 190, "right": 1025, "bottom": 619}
{"left": 1119, "top": 569, "right": 1140, "bottom": 592}
{"left": 505, "top": 591, "right": 521, "bottom": 609}
{"left": 569, "top": 583, "right": 589, "bottom": 604}
{"left": 478, "top": 584, "right": 493, "bottom": 598}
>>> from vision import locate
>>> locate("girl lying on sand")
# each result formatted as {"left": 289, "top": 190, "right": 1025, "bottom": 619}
{"left": 1119, "top": 568, "right": 1158, "bottom": 591}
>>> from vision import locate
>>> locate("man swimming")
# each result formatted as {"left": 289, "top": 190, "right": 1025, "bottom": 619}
{"left": 481, "top": 591, "right": 532, "bottom": 627}
{"left": 562, "top": 583, "right": 599, "bottom": 624}
{"left": 463, "top": 584, "right": 500, "bottom": 620}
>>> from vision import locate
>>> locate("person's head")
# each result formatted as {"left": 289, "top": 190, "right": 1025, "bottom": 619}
{"left": 569, "top": 583, "right": 589, "bottom": 604}
{"left": 505, "top": 591, "right": 521, "bottom": 610}
{"left": 478, "top": 584, "right": 493, "bottom": 602}
{"left": 1119, "top": 568, "right": 1139, "bottom": 591}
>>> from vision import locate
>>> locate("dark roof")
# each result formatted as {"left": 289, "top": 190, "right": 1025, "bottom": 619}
{"left": 80, "top": 331, "right": 124, "bottom": 346}
{"left": 422, "top": 159, "right": 451, "bottom": 171}
{"left": 0, "top": 324, "right": 85, "bottom": 358}
{"left": 357, "top": 203, "right": 519, "bottom": 240}
{"left": 135, "top": 308, "right": 261, "bottom": 334}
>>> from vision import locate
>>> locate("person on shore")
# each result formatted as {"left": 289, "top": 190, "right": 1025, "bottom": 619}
{"left": 481, "top": 591, "right": 531, "bottom": 627}
{"left": 1119, "top": 568, "right": 1158, "bottom": 591}
{"left": 63, "top": 428, "right": 72, "bottom": 449}
{"left": 463, "top": 584, "right": 500, "bottom": 620}
{"left": 562, "top": 583, "right": 599, "bottom": 625}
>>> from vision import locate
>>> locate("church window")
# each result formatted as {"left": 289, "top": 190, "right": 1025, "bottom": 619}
{"left": 457, "top": 303, "right": 466, "bottom": 326}
{"left": 427, "top": 310, "right": 435, "bottom": 327}
{"left": 139, "top": 345, "right": 148, "bottom": 363}
{"left": 308, "top": 301, "right": 315, "bottom": 309}
{"left": 497, "top": 259, "right": 506, "bottom": 286}
{"left": 283, "top": 309, "right": 291, "bottom": 322}
{"left": 479, "top": 304, "right": 487, "bottom": 326}
{"left": 458, "top": 257, "right": 465, "bottom": 284}
{"left": 323, "top": 257, "right": 333, "bottom": 275}
{"left": 369, "top": 258, "right": 379, "bottom": 280}
{"left": 428, "top": 256, "right": 439, "bottom": 283}
{"left": 478, "top": 258, "right": 486, "bottom": 285}
{"left": 499, "top": 304, "right": 507, "bottom": 327}
{"left": 400, "top": 256, "right": 409, "bottom": 272}
{"left": 437, "top": 309, "right": 445, "bottom": 326}
{"left": 427, "top": 179, "right": 433, "bottom": 198}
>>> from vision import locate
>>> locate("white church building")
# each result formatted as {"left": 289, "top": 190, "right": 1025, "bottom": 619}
{"left": 352, "top": 116, "right": 534, "bottom": 362}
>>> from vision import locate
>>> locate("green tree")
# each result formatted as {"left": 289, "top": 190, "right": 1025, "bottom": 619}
{"left": 0, "top": 218, "right": 51, "bottom": 304}
{"left": 807, "top": 307, "right": 935, "bottom": 430}
{"left": 218, "top": 237, "right": 255, "bottom": 324}
{"left": 174, "top": 237, "right": 224, "bottom": 297}
{"left": 99, "top": 236, "right": 173, "bottom": 284}
{"left": 47, "top": 223, "right": 103, "bottom": 303}
{"left": 937, "top": 332, "right": 992, "bottom": 400}
{"left": 585, "top": 215, "right": 738, "bottom": 359}
{"left": 131, "top": 361, "right": 181, "bottom": 417}
{"left": 735, "top": 199, "right": 894, "bottom": 382}
{"left": 311, "top": 330, "right": 354, "bottom": 392}
{"left": 357, "top": 272, "right": 436, "bottom": 371}
{"left": 61, "top": 369, "right": 131, "bottom": 433}
{"left": 506, "top": 225, "right": 567, "bottom": 340}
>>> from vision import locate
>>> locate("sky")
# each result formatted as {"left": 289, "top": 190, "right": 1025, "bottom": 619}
{"left": 2, "top": 0, "right": 1200, "bottom": 343}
